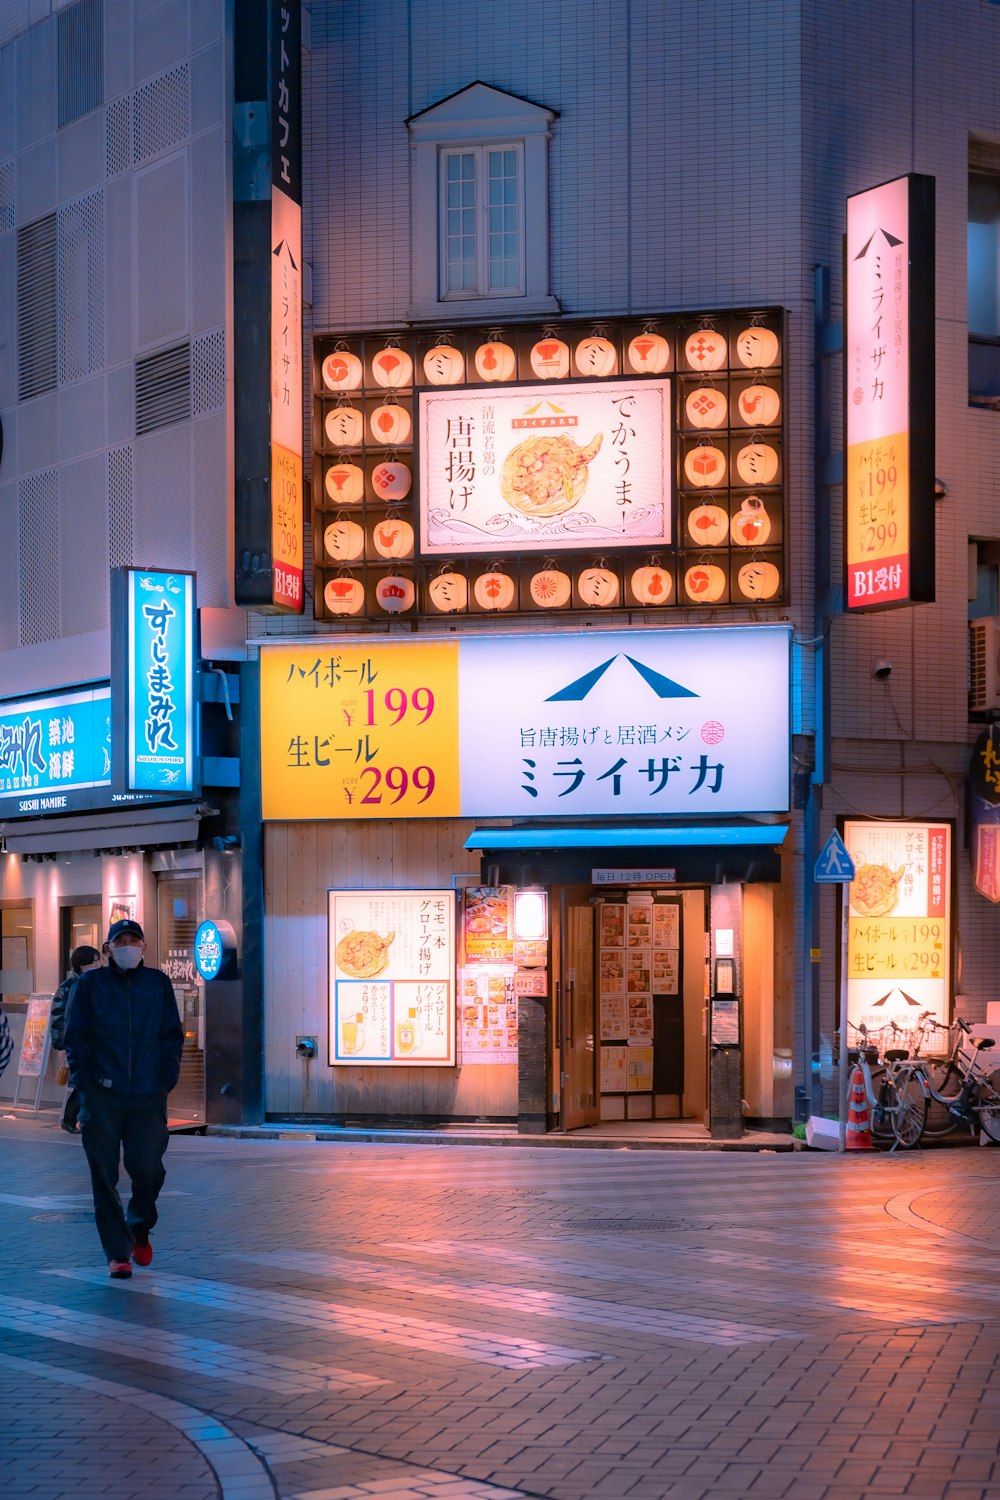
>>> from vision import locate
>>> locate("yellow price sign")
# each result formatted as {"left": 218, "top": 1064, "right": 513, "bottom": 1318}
{"left": 260, "top": 642, "right": 460, "bottom": 819}
{"left": 848, "top": 917, "right": 945, "bottom": 981}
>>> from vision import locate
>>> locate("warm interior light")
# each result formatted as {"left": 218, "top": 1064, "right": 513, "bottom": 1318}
{"left": 514, "top": 889, "right": 548, "bottom": 941}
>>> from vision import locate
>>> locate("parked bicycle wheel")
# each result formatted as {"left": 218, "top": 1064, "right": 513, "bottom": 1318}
{"left": 890, "top": 1068, "right": 929, "bottom": 1148}
{"left": 975, "top": 1070, "right": 1000, "bottom": 1144}
{"left": 871, "top": 1077, "right": 897, "bottom": 1143}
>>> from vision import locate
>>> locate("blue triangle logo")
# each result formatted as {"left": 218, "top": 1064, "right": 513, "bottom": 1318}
{"left": 545, "top": 653, "right": 698, "bottom": 703}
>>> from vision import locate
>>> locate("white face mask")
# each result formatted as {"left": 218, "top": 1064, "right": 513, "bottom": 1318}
{"left": 111, "top": 945, "right": 143, "bottom": 970}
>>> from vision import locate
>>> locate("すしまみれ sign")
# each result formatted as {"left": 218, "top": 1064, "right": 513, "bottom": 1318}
{"left": 259, "top": 627, "right": 790, "bottom": 820}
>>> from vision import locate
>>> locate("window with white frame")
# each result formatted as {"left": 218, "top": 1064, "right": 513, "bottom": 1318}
{"left": 408, "top": 83, "right": 558, "bottom": 321}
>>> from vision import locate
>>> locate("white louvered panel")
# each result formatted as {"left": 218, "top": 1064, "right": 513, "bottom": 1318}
{"left": 192, "top": 410, "right": 228, "bottom": 607}
{"left": 190, "top": 127, "right": 225, "bottom": 328}
{"left": 0, "top": 43, "right": 15, "bottom": 158}
{"left": 103, "top": 176, "right": 133, "bottom": 363}
{"left": 105, "top": 95, "right": 132, "bottom": 176}
{"left": 0, "top": 235, "right": 15, "bottom": 408}
{"left": 105, "top": 363, "right": 133, "bottom": 444}
{"left": 108, "top": 444, "right": 133, "bottom": 568}
{"left": 17, "top": 21, "right": 56, "bottom": 153}
{"left": 57, "top": 190, "right": 104, "bottom": 384}
{"left": 133, "top": 63, "right": 189, "bottom": 164}
{"left": 18, "top": 469, "right": 59, "bottom": 646}
{"left": 135, "top": 341, "right": 190, "bottom": 434}
{"left": 190, "top": 0, "right": 223, "bottom": 51}
{"left": 58, "top": 373, "right": 106, "bottom": 462}
{"left": 102, "top": 0, "right": 132, "bottom": 100}
{"left": 0, "top": 481, "right": 17, "bottom": 650}
{"left": 191, "top": 328, "right": 225, "bottom": 415}
{"left": 133, "top": 0, "right": 189, "bottom": 86}
{"left": 58, "top": 453, "right": 107, "bottom": 634}
{"left": 57, "top": 109, "right": 105, "bottom": 199}
{"left": 190, "top": 41, "right": 223, "bottom": 135}
{"left": 135, "top": 152, "right": 189, "bottom": 350}
{"left": 133, "top": 424, "right": 194, "bottom": 569}
{"left": 16, "top": 213, "right": 56, "bottom": 399}
{"left": 57, "top": 0, "right": 103, "bottom": 130}
{"left": 0, "top": 159, "right": 13, "bottom": 233}
{"left": 14, "top": 389, "right": 57, "bottom": 474}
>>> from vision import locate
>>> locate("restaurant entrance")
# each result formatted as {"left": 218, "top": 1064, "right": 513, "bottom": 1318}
{"left": 555, "top": 882, "right": 710, "bottom": 1128}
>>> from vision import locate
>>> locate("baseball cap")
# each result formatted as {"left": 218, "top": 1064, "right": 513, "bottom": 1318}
{"left": 107, "top": 918, "right": 144, "bottom": 944}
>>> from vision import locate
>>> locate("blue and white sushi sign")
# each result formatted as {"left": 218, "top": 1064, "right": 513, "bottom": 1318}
{"left": 193, "top": 919, "right": 237, "bottom": 982}
{"left": 115, "top": 569, "right": 197, "bottom": 795}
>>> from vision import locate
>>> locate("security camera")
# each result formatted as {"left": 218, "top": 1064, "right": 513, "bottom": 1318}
{"left": 871, "top": 659, "right": 893, "bottom": 680}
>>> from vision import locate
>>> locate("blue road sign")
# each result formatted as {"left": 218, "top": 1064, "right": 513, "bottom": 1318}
{"left": 814, "top": 829, "right": 855, "bottom": 883}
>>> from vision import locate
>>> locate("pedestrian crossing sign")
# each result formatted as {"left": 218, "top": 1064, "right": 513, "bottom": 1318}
{"left": 814, "top": 830, "right": 855, "bottom": 883}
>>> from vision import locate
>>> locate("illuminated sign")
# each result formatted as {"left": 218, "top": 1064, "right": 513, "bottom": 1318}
{"left": 844, "top": 819, "right": 951, "bottom": 1032}
{"left": 259, "top": 627, "right": 790, "bottom": 820}
{"left": 418, "top": 379, "right": 671, "bottom": 555}
{"left": 329, "top": 889, "right": 456, "bottom": 1066}
{"left": 115, "top": 569, "right": 197, "bottom": 795}
{"left": 845, "top": 174, "right": 935, "bottom": 610}
{"left": 968, "top": 728, "right": 1000, "bottom": 902}
{"left": 0, "top": 685, "right": 113, "bottom": 815}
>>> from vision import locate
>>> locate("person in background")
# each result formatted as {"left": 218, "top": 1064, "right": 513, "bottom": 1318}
{"left": 49, "top": 945, "right": 102, "bottom": 1134}
{"left": 63, "top": 919, "right": 184, "bottom": 1279}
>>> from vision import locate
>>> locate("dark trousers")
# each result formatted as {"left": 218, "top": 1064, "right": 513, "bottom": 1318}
{"left": 61, "top": 1087, "right": 80, "bottom": 1130}
{"left": 79, "top": 1089, "right": 169, "bottom": 1263}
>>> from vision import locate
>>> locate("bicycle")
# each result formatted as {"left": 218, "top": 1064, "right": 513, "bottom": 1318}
{"left": 845, "top": 1021, "right": 918, "bottom": 1147}
{"left": 890, "top": 1017, "right": 1000, "bottom": 1149}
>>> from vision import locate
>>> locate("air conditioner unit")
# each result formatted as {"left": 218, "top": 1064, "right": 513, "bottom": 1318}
{"left": 970, "top": 617, "right": 1000, "bottom": 712}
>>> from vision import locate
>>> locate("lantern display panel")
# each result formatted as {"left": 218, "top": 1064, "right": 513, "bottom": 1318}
{"left": 312, "top": 313, "right": 785, "bottom": 620}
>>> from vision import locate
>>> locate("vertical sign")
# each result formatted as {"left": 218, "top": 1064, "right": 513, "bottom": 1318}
{"left": 845, "top": 174, "right": 935, "bottom": 610}
{"left": 269, "top": 0, "right": 304, "bottom": 612}
{"left": 844, "top": 819, "right": 951, "bottom": 1032}
{"left": 113, "top": 569, "right": 197, "bottom": 795}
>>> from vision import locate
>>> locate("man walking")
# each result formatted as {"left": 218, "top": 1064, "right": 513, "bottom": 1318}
{"left": 63, "top": 919, "right": 184, "bottom": 1278}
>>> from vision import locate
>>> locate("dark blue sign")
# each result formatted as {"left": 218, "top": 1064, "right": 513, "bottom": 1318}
{"left": 125, "top": 570, "right": 197, "bottom": 794}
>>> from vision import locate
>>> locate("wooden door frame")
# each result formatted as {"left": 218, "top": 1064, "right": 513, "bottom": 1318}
{"left": 556, "top": 885, "right": 599, "bottom": 1130}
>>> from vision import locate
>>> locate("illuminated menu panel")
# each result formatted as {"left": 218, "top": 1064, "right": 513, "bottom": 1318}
{"left": 844, "top": 819, "right": 951, "bottom": 1032}
{"left": 328, "top": 889, "right": 455, "bottom": 1067}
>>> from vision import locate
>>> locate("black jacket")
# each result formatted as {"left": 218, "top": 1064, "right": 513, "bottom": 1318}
{"left": 63, "top": 959, "right": 184, "bottom": 1097}
{"left": 49, "top": 974, "right": 78, "bottom": 1052}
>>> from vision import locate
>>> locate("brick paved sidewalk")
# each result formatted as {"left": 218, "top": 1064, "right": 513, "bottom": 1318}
{"left": 3, "top": 1113, "right": 1000, "bottom": 1500}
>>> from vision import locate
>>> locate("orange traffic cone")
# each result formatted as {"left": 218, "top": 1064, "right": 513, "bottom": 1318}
{"left": 846, "top": 1065, "right": 872, "bottom": 1150}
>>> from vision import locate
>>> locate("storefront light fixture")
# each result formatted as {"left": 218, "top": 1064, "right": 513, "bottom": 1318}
{"left": 514, "top": 889, "right": 548, "bottom": 941}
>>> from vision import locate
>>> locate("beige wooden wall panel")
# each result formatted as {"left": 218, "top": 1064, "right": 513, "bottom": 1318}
{"left": 681, "top": 888, "right": 707, "bottom": 1121}
{"left": 263, "top": 818, "right": 517, "bottom": 1119}
{"left": 742, "top": 885, "right": 775, "bottom": 1120}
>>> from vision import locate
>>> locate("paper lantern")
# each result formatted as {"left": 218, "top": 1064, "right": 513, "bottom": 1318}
{"left": 324, "top": 407, "right": 364, "bottom": 447}
{"left": 375, "top": 575, "right": 415, "bottom": 613}
{"left": 370, "top": 461, "right": 411, "bottom": 501}
{"left": 371, "top": 347, "right": 414, "bottom": 389}
{"left": 627, "top": 333, "right": 670, "bottom": 374}
{"left": 372, "top": 518, "right": 414, "bottom": 560}
{"left": 529, "top": 337, "right": 570, "bottom": 380}
{"left": 323, "top": 577, "right": 365, "bottom": 616}
{"left": 427, "top": 572, "right": 468, "bottom": 613}
{"left": 684, "top": 564, "right": 727, "bottom": 603}
{"left": 475, "top": 341, "right": 516, "bottom": 382}
{"left": 474, "top": 571, "right": 516, "bottom": 610}
{"left": 684, "top": 329, "right": 727, "bottom": 372}
{"left": 735, "top": 326, "right": 780, "bottom": 369}
{"left": 321, "top": 351, "right": 363, "bottom": 391}
{"left": 684, "top": 445, "right": 727, "bottom": 488}
{"left": 736, "top": 442, "right": 779, "bottom": 486}
{"left": 323, "top": 519, "right": 365, "bottom": 562}
{"left": 370, "top": 403, "right": 412, "bottom": 445}
{"left": 737, "top": 560, "right": 781, "bottom": 601}
{"left": 423, "top": 344, "right": 465, "bottom": 385}
{"left": 578, "top": 567, "right": 620, "bottom": 607}
{"left": 324, "top": 463, "right": 364, "bottom": 504}
{"left": 529, "top": 569, "right": 572, "bottom": 608}
{"left": 575, "top": 336, "right": 618, "bottom": 377}
{"left": 737, "top": 384, "right": 781, "bottom": 426}
{"left": 731, "top": 497, "right": 772, "bottom": 547}
{"left": 687, "top": 503, "right": 729, "bottom": 546}
{"left": 685, "top": 387, "right": 728, "bottom": 429}
{"left": 631, "top": 566, "right": 673, "bottom": 605}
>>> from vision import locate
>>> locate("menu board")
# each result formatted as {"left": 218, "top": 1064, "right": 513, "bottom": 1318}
{"left": 844, "top": 820, "right": 951, "bottom": 1032}
{"left": 329, "top": 890, "right": 455, "bottom": 1065}
{"left": 601, "top": 1045, "right": 628, "bottom": 1092}
{"left": 462, "top": 887, "right": 514, "bottom": 965}
{"left": 627, "top": 1043, "right": 654, "bottom": 1091}
{"left": 459, "top": 967, "right": 518, "bottom": 1064}
{"left": 17, "top": 994, "right": 52, "bottom": 1078}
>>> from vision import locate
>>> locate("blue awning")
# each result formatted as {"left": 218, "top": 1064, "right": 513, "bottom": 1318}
{"left": 464, "top": 824, "right": 789, "bottom": 850}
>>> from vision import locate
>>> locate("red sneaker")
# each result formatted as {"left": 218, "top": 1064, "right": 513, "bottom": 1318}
{"left": 108, "top": 1259, "right": 133, "bottom": 1278}
{"left": 131, "top": 1231, "right": 153, "bottom": 1267}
